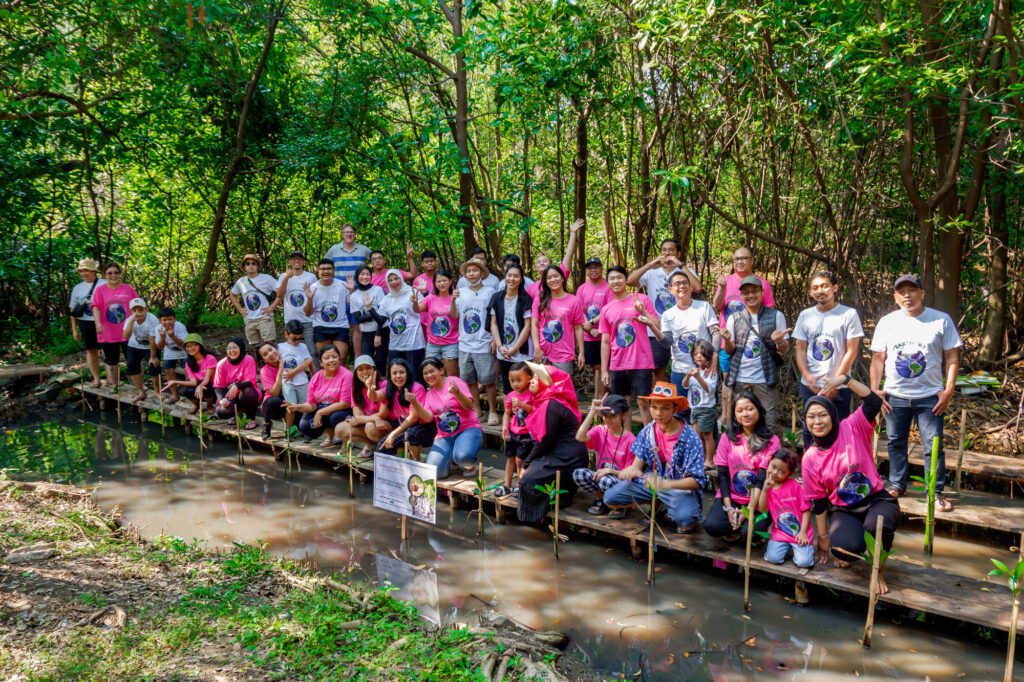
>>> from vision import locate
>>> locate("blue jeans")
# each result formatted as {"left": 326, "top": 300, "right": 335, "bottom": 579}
{"left": 426, "top": 427, "right": 483, "bottom": 477}
{"left": 669, "top": 370, "right": 692, "bottom": 423}
{"left": 765, "top": 539, "right": 814, "bottom": 568}
{"left": 800, "top": 384, "right": 851, "bottom": 448}
{"left": 603, "top": 479, "right": 701, "bottom": 528}
{"left": 885, "top": 394, "right": 945, "bottom": 492}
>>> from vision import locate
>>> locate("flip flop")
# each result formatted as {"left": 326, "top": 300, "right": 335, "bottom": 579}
{"left": 244, "top": 420, "right": 260, "bottom": 431}
{"left": 935, "top": 493, "right": 953, "bottom": 512}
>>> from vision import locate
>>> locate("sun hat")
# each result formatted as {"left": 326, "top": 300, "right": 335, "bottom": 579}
{"left": 638, "top": 381, "right": 690, "bottom": 410}
{"left": 242, "top": 253, "right": 261, "bottom": 265}
{"left": 524, "top": 361, "right": 552, "bottom": 386}
{"left": 183, "top": 333, "right": 203, "bottom": 345}
{"left": 459, "top": 259, "right": 486, "bottom": 279}
{"left": 77, "top": 258, "right": 100, "bottom": 272}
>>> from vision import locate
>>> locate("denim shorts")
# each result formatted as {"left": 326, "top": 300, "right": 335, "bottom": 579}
{"left": 282, "top": 382, "right": 308, "bottom": 404}
{"left": 426, "top": 342, "right": 459, "bottom": 360}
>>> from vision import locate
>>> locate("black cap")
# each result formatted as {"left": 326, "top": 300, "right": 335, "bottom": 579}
{"left": 289, "top": 250, "right": 306, "bottom": 260}
{"left": 584, "top": 257, "right": 602, "bottom": 267}
{"left": 739, "top": 275, "right": 763, "bottom": 289}
{"left": 598, "top": 394, "right": 630, "bottom": 415}
{"left": 893, "top": 273, "right": 923, "bottom": 290}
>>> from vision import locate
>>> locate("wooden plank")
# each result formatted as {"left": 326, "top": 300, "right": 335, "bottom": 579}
{"left": 0, "top": 364, "right": 58, "bottom": 379}
{"left": 875, "top": 439, "right": 1024, "bottom": 482}
{"left": 898, "top": 489, "right": 1024, "bottom": 534}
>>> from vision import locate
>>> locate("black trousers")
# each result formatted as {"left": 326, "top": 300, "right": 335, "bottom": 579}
{"left": 703, "top": 496, "right": 771, "bottom": 539}
{"left": 214, "top": 387, "right": 259, "bottom": 420}
{"left": 829, "top": 492, "right": 900, "bottom": 561}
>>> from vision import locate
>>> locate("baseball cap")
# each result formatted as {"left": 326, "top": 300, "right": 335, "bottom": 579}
{"left": 739, "top": 275, "right": 763, "bottom": 289}
{"left": 893, "top": 274, "right": 923, "bottom": 290}
{"left": 128, "top": 298, "right": 147, "bottom": 309}
{"left": 584, "top": 257, "right": 603, "bottom": 267}
{"left": 598, "top": 394, "right": 630, "bottom": 415}
{"left": 353, "top": 355, "right": 376, "bottom": 370}
{"left": 288, "top": 250, "right": 306, "bottom": 260}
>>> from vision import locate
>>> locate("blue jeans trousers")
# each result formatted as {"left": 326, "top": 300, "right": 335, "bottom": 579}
{"left": 885, "top": 394, "right": 945, "bottom": 493}
{"left": 426, "top": 427, "right": 483, "bottom": 477}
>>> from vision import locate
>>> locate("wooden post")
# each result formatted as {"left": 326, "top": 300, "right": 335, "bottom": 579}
{"left": 347, "top": 439, "right": 354, "bottom": 497}
{"left": 477, "top": 462, "right": 484, "bottom": 536}
{"left": 198, "top": 400, "right": 206, "bottom": 452}
{"left": 791, "top": 406, "right": 797, "bottom": 437}
{"left": 863, "top": 514, "right": 885, "bottom": 647}
{"left": 954, "top": 407, "right": 967, "bottom": 492}
{"left": 115, "top": 377, "right": 121, "bottom": 427}
{"left": 156, "top": 375, "right": 166, "bottom": 438}
{"left": 872, "top": 424, "right": 880, "bottom": 468}
{"left": 925, "top": 436, "right": 938, "bottom": 555}
{"left": 1004, "top": 532, "right": 1024, "bottom": 682}
{"left": 647, "top": 487, "right": 657, "bottom": 584}
{"left": 553, "top": 470, "right": 561, "bottom": 560}
{"left": 400, "top": 443, "right": 408, "bottom": 542}
{"left": 80, "top": 374, "right": 86, "bottom": 418}
{"left": 743, "top": 497, "right": 757, "bottom": 612}
{"left": 233, "top": 404, "right": 244, "bottom": 466}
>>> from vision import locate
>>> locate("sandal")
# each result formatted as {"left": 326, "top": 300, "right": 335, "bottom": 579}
{"left": 935, "top": 493, "right": 954, "bottom": 512}
{"left": 588, "top": 500, "right": 610, "bottom": 516}
{"left": 607, "top": 508, "right": 626, "bottom": 520}
{"left": 244, "top": 420, "right": 260, "bottom": 431}
{"left": 321, "top": 437, "right": 342, "bottom": 447}
{"left": 676, "top": 523, "right": 699, "bottom": 534}
{"left": 494, "top": 485, "right": 514, "bottom": 497}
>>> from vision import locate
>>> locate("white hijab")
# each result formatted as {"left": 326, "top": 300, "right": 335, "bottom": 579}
{"left": 384, "top": 268, "right": 411, "bottom": 299}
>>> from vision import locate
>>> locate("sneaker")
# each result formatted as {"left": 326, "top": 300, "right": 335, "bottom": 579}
{"left": 512, "top": 487, "right": 520, "bottom": 498}
{"left": 588, "top": 500, "right": 610, "bottom": 516}
{"left": 608, "top": 508, "right": 626, "bottom": 520}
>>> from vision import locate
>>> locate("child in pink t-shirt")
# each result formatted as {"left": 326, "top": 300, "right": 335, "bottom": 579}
{"left": 571, "top": 394, "right": 636, "bottom": 516}
{"left": 497, "top": 363, "right": 535, "bottom": 496}
{"left": 757, "top": 450, "right": 814, "bottom": 568}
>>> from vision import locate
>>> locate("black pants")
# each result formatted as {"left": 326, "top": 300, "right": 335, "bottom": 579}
{"left": 517, "top": 451, "right": 588, "bottom": 524}
{"left": 261, "top": 396, "right": 287, "bottom": 421}
{"left": 298, "top": 409, "right": 352, "bottom": 439}
{"left": 829, "top": 492, "right": 900, "bottom": 561}
{"left": 498, "top": 359, "right": 515, "bottom": 395}
{"left": 214, "top": 387, "right": 260, "bottom": 420}
{"left": 361, "top": 328, "right": 390, "bottom": 376}
{"left": 703, "top": 496, "right": 772, "bottom": 539}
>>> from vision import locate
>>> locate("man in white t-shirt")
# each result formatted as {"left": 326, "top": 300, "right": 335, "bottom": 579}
{"left": 229, "top": 254, "right": 280, "bottom": 344}
{"left": 68, "top": 258, "right": 106, "bottom": 387}
{"left": 303, "top": 258, "right": 351, "bottom": 360}
{"left": 276, "top": 251, "right": 320, "bottom": 369}
{"left": 627, "top": 238, "right": 702, "bottom": 383}
{"left": 658, "top": 270, "right": 719, "bottom": 396}
{"left": 453, "top": 260, "right": 499, "bottom": 425}
{"left": 455, "top": 247, "right": 501, "bottom": 291}
{"left": 793, "top": 271, "right": 864, "bottom": 445}
{"left": 722, "top": 276, "right": 790, "bottom": 435}
{"left": 870, "top": 273, "right": 961, "bottom": 511}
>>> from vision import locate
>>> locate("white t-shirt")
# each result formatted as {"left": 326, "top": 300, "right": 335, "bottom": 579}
{"left": 638, "top": 266, "right": 699, "bottom": 335}
{"left": 726, "top": 308, "right": 788, "bottom": 384}
{"left": 277, "top": 271, "right": 317, "bottom": 323}
{"left": 793, "top": 303, "right": 864, "bottom": 388}
{"left": 124, "top": 313, "right": 159, "bottom": 350}
{"left": 276, "top": 341, "right": 311, "bottom": 386}
{"left": 69, "top": 278, "right": 107, "bottom": 321}
{"left": 231, "top": 273, "right": 279, "bottom": 321}
{"left": 870, "top": 307, "right": 961, "bottom": 399}
{"left": 154, "top": 320, "right": 188, "bottom": 360}
{"left": 497, "top": 275, "right": 534, "bottom": 292}
{"left": 349, "top": 285, "right": 385, "bottom": 332}
{"left": 309, "top": 280, "right": 350, "bottom": 329}
{"left": 686, "top": 367, "right": 718, "bottom": 409}
{"left": 498, "top": 299, "right": 532, "bottom": 363}
{"left": 660, "top": 299, "right": 719, "bottom": 374}
{"left": 457, "top": 273, "right": 501, "bottom": 291}
{"left": 455, "top": 285, "right": 495, "bottom": 354}
{"left": 378, "top": 293, "right": 425, "bottom": 351}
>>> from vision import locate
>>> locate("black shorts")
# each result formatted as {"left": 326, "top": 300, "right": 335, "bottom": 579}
{"left": 125, "top": 345, "right": 153, "bottom": 376}
{"left": 583, "top": 340, "right": 601, "bottom": 367}
{"left": 100, "top": 341, "right": 127, "bottom": 366}
{"left": 651, "top": 339, "right": 670, "bottom": 370}
{"left": 610, "top": 368, "right": 653, "bottom": 399}
{"left": 78, "top": 320, "right": 99, "bottom": 350}
{"left": 504, "top": 433, "right": 532, "bottom": 460}
{"left": 312, "top": 327, "right": 351, "bottom": 343}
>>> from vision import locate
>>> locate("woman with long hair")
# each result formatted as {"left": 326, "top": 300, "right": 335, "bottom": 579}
{"left": 376, "top": 358, "right": 437, "bottom": 461}
{"left": 530, "top": 265, "right": 584, "bottom": 374}
{"left": 349, "top": 265, "right": 388, "bottom": 374}
{"left": 415, "top": 269, "right": 460, "bottom": 378}
{"left": 489, "top": 264, "right": 533, "bottom": 394}
{"left": 407, "top": 357, "right": 481, "bottom": 478}
{"left": 163, "top": 333, "right": 216, "bottom": 415}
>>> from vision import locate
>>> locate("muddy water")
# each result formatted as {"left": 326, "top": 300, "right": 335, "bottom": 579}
{"left": 0, "top": 415, "right": 1014, "bottom": 680}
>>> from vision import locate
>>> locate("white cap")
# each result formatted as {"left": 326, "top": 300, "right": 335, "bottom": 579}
{"left": 129, "top": 297, "right": 147, "bottom": 309}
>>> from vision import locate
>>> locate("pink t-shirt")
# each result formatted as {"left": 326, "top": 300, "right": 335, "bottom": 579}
{"left": 413, "top": 272, "right": 434, "bottom": 294}
{"left": 259, "top": 364, "right": 280, "bottom": 397}
{"left": 387, "top": 381, "right": 427, "bottom": 422}
{"left": 505, "top": 389, "right": 534, "bottom": 435}
{"left": 371, "top": 269, "right": 411, "bottom": 289}
{"left": 714, "top": 433, "right": 780, "bottom": 505}
{"left": 420, "top": 376, "right": 480, "bottom": 438}
{"left": 92, "top": 283, "right": 140, "bottom": 343}
{"left": 576, "top": 280, "right": 612, "bottom": 341}
{"left": 185, "top": 354, "right": 217, "bottom": 383}
{"left": 598, "top": 294, "right": 658, "bottom": 371}
{"left": 421, "top": 294, "right": 459, "bottom": 345}
{"left": 306, "top": 367, "right": 353, "bottom": 409}
{"left": 350, "top": 379, "right": 384, "bottom": 416}
{"left": 587, "top": 425, "right": 636, "bottom": 470}
{"left": 213, "top": 355, "right": 261, "bottom": 400}
{"left": 801, "top": 407, "right": 884, "bottom": 508}
{"left": 766, "top": 477, "right": 813, "bottom": 543}
{"left": 532, "top": 294, "right": 584, "bottom": 363}
{"left": 653, "top": 423, "right": 682, "bottom": 467}
{"left": 526, "top": 264, "right": 569, "bottom": 300}
{"left": 718, "top": 273, "right": 776, "bottom": 333}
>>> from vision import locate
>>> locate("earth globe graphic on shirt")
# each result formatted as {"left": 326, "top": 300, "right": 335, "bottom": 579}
{"left": 514, "top": 408, "right": 527, "bottom": 427}
{"left": 655, "top": 291, "right": 675, "bottom": 314}
{"left": 437, "top": 409, "right": 461, "bottom": 435}
{"left": 732, "top": 469, "right": 757, "bottom": 496}
{"left": 542, "top": 319, "right": 564, "bottom": 343}
{"left": 244, "top": 292, "right": 262, "bottom": 311}
{"left": 106, "top": 303, "right": 127, "bottom": 324}
{"left": 895, "top": 349, "right": 927, "bottom": 378}
{"left": 837, "top": 471, "right": 872, "bottom": 505}
{"left": 677, "top": 332, "right": 697, "bottom": 355}
{"left": 431, "top": 316, "right": 451, "bottom": 337}
{"left": 463, "top": 312, "right": 482, "bottom": 334}
{"left": 776, "top": 511, "right": 802, "bottom": 538}
{"left": 689, "top": 384, "right": 704, "bottom": 406}
{"left": 812, "top": 337, "right": 835, "bottom": 361}
{"left": 724, "top": 299, "right": 745, "bottom": 320}
{"left": 390, "top": 314, "right": 407, "bottom": 335}
{"left": 615, "top": 322, "right": 636, "bottom": 348}
{"left": 585, "top": 304, "right": 601, "bottom": 323}
{"left": 743, "top": 337, "right": 763, "bottom": 358}
{"left": 283, "top": 356, "right": 298, "bottom": 371}
{"left": 503, "top": 323, "right": 516, "bottom": 344}
{"left": 320, "top": 305, "right": 338, "bottom": 323}
{"left": 289, "top": 291, "right": 305, "bottom": 307}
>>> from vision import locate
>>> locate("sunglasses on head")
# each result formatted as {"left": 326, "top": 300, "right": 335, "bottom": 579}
{"left": 651, "top": 385, "right": 675, "bottom": 397}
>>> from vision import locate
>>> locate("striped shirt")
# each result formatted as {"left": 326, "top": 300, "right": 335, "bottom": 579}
{"left": 324, "top": 242, "right": 371, "bottom": 280}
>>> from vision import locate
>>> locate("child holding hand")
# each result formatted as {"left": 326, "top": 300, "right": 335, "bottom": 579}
{"left": 757, "top": 450, "right": 814, "bottom": 568}
{"left": 497, "top": 361, "right": 535, "bottom": 497}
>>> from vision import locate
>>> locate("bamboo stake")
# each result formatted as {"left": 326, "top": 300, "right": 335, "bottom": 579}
{"left": 791, "top": 406, "right": 797, "bottom": 437}
{"left": 401, "top": 442, "right": 408, "bottom": 542}
{"left": 1004, "top": 532, "right": 1024, "bottom": 682}
{"left": 477, "top": 462, "right": 484, "bottom": 536}
{"left": 925, "top": 436, "right": 939, "bottom": 555}
{"left": 863, "top": 514, "right": 885, "bottom": 647}
{"left": 115, "top": 371, "right": 121, "bottom": 427}
{"left": 954, "top": 407, "right": 967, "bottom": 491}
{"left": 743, "top": 496, "right": 757, "bottom": 612}
{"left": 233, "top": 404, "right": 244, "bottom": 465}
{"left": 156, "top": 375, "right": 166, "bottom": 438}
{"left": 553, "top": 470, "right": 561, "bottom": 560}
{"left": 347, "top": 439, "right": 354, "bottom": 497}
{"left": 80, "top": 374, "right": 86, "bottom": 417}
{"left": 198, "top": 397, "right": 205, "bottom": 451}
{"left": 647, "top": 487, "right": 657, "bottom": 584}
{"left": 872, "top": 424, "right": 880, "bottom": 468}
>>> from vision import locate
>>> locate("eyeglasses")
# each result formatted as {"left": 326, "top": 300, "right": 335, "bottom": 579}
{"left": 733, "top": 256, "right": 751, "bottom": 262}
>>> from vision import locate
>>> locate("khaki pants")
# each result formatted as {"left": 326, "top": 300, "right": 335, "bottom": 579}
{"left": 730, "top": 382, "right": 783, "bottom": 438}
{"left": 244, "top": 316, "right": 276, "bottom": 345}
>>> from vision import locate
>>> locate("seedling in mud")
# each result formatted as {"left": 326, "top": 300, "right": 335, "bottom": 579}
{"left": 464, "top": 467, "right": 499, "bottom": 536}
{"left": 989, "top": 549, "right": 1024, "bottom": 682}
{"left": 535, "top": 476, "right": 569, "bottom": 559}
{"left": 909, "top": 436, "right": 940, "bottom": 554}
{"left": 859, "top": 530, "right": 896, "bottom": 565}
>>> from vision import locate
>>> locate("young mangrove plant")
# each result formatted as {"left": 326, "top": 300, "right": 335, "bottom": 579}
{"left": 535, "top": 471, "right": 568, "bottom": 559}
{"left": 909, "top": 436, "right": 940, "bottom": 554}
{"left": 989, "top": 541, "right": 1024, "bottom": 682}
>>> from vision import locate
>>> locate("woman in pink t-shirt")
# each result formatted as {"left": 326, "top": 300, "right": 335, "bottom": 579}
{"left": 90, "top": 262, "right": 139, "bottom": 388}
{"left": 704, "top": 390, "right": 779, "bottom": 541}
{"left": 571, "top": 394, "right": 635, "bottom": 516}
{"left": 213, "top": 338, "right": 261, "bottom": 426}
{"left": 530, "top": 266, "right": 585, "bottom": 373}
{"left": 336, "top": 355, "right": 391, "bottom": 453}
{"left": 802, "top": 374, "right": 897, "bottom": 595}
{"left": 288, "top": 344, "right": 353, "bottom": 446}
{"left": 409, "top": 358, "right": 482, "bottom": 478}
{"left": 377, "top": 358, "right": 436, "bottom": 461}
{"left": 163, "top": 333, "right": 216, "bottom": 415}
{"left": 255, "top": 342, "right": 289, "bottom": 439}
{"left": 414, "top": 269, "right": 459, "bottom": 378}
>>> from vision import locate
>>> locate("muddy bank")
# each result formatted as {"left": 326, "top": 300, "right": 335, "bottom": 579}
{"left": 0, "top": 480, "right": 598, "bottom": 681}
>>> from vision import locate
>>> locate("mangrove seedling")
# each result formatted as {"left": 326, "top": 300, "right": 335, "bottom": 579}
{"left": 989, "top": 547, "right": 1024, "bottom": 682}
{"left": 535, "top": 472, "right": 568, "bottom": 559}
{"left": 741, "top": 504, "right": 769, "bottom": 611}
{"left": 909, "top": 436, "right": 940, "bottom": 554}
{"left": 465, "top": 464, "right": 499, "bottom": 536}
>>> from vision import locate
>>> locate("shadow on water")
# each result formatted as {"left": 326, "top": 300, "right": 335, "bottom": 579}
{"left": 0, "top": 412, "right": 1014, "bottom": 680}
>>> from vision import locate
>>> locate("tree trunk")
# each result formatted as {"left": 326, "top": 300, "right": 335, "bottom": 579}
{"left": 572, "top": 98, "right": 589, "bottom": 288}
{"left": 186, "top": 4, "right": 281, "bottom": 326}
{"left": 979, "top": 132, "right": 1010, "bottom": 362}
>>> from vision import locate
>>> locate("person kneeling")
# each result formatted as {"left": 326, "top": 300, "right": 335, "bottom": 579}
{"left": 756, "top": 450, "right": 814, "bottom": 569}
{"left": 603, "top": 382, "right": 706, "bottom": 534}
{"left": 572, "top": 394, "right": 635, "bottom": 517}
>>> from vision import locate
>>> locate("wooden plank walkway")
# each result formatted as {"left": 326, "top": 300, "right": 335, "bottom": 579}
{"left": 0, "top": 364, "right": 58, "bottom": 380}
{"left": 73, "top": 384, "right": 1019, "bottom": 632}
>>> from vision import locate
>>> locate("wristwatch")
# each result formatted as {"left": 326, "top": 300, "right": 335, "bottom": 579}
{"left": 842, "top": 374, "right": 852, "bottom": 385}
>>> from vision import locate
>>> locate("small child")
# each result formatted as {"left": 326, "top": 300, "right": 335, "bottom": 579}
{"left": 121, "top": 298, "right": 160, "bottom": 403}
{"left": 498, "top": 361, "right": 535, "bottom": 497}
{"left": 572, "top": 394, "right": 636, "bottom": 518}
{"left": 682, "top": 338, "right": 718, "bottom": 468}
{"left": 153, "top": 306, "right": 188, "bottom": 401}
{"left": 277, "top": 319, "right": 313, "bottom": 406}
{"left": 757, "top": 449, "right": 814, "bottom": 569}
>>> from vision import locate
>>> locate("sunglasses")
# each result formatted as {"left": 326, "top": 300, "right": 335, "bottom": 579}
{"left": 651, "top": 384, "right": 677, "bottom": 397}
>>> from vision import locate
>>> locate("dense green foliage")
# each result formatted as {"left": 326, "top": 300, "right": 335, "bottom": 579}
{"left": 2, "top": 0, "right": 1021, "bottom": 359}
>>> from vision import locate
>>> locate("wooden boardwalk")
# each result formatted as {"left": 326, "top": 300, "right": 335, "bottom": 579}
{"left": 74, "top": 383, "right": 1021, "bottom": 633}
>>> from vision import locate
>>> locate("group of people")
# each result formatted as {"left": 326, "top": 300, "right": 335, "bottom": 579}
{"left": 69, "top": 224, "right": 962, "bottom": 594}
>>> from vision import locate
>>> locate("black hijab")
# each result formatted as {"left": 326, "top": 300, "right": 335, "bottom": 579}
{"left": 226, "top": 337, "right": 247, "bottom": 366}
{"left": 805, "top": 396, "right": 839, "bottom": 449}
{"left": 354, "top": 266, "right": 373, "bottom": 291}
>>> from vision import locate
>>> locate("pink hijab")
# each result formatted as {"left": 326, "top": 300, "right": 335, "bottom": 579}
{"left": 524, "top": 364, "right": 580, "bottom": 441}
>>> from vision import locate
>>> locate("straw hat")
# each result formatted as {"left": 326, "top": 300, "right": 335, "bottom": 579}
{"left": 638, "top": 381, "right": 690, "bottom": 410}
{"left": 524, "top": 361, "right": 551, "bottom": 386}
{"left": 459, "top": 259, "right": 486, "bottom": 279}
{"left": 77, "top": 258, "right": 100, "bottom": 272}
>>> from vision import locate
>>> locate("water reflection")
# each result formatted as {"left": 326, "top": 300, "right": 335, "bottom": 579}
{"left": 0, "top": 415, "right": 1011, "bottom": 680}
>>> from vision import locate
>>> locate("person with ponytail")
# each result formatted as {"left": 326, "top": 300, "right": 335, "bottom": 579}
{"left": 335, "top": 355, "right": 391, "bottom": 452}
{"left": 488, "top": 264, "right": 533, "bottom": 394}
{"left": 530, "top": 265, "right": 585, "bottom": 374}
{"left": 376, "top": 358, "right": 437, "bottom": 461}
{"left": 255, "top": 342, "right": 288, "bottom": 439}
{"left": 415, "top": 269, "right": 460, "bottom": 378}
{"left": 213, "top": 338, "right": 261, "bottom": 427}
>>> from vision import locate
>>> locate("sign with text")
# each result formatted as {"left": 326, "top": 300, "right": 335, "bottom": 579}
{"left": 372, "top": 452, "right": 438, "bottom": 524}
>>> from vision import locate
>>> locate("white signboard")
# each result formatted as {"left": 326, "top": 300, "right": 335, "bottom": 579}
{"left": 372, "top": 452, "right": 438, "bottom": 524}
{"left": 376, "top": 554, "right": 440, "bottom": 626}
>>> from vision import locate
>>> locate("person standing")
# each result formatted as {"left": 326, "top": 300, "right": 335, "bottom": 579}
{"left": 722, "top": 275, "right": 790, "bottom": 435}
{"left": 69, "top": 258, "right": 106, "bottom": 387}
{"left": 488, "top": 264, "right": 533, "bottom": 394}
{"left": 530, "top": 265, "right": 585, "bottom": 374}
{"left": 229, "top": 254, "right": 279, "bottom": 345}
{"left": 367, "top": 246, "right": 418, "bottom": 289}
{"left": 416, "top": 269, "right": 460, "bottom": 377}
{"left": 453, "top": 260, "right": 499, "bottom": 425}
{"left": 525, "top": 218, "right": 582, "bottom": 299}
{"left": 91, "top": 262, "right": 139, "bottom": 390}
{"left": 575, "top": 257, "right": 611, "bottom": 399}
{"left": 275, "top": 251, "right": 319, "bottom": 369}
{"left": 324, "top": 224, "right": 371, "bottom": 281}
{"left": 658, "top": 269, "right": 720, "bottom": 397}
{"left": 869, "top": 274, "right": 960, "bottom": 511}
{"left": 152, "top": 306, "right": 188, "bottom": 401}
{"left": 121, "top": 298, "right": 160, "bottom": 403}
{"left": 793, "top": 272, "right": 864, "bottom": 445}
{"left": 412, "top": 250, "right": 439, "bottom": 294}
{"left": 456, "top": 247, "right": 502, "bottom": 291}
{"left": 378, "top": 269, "right": 427, "bottom": 384}
{"left": 303, "top": 258, "right": 350, "bottom": 360}
{"left": 349, "top": 265, "right": 387, "bottom": 374}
